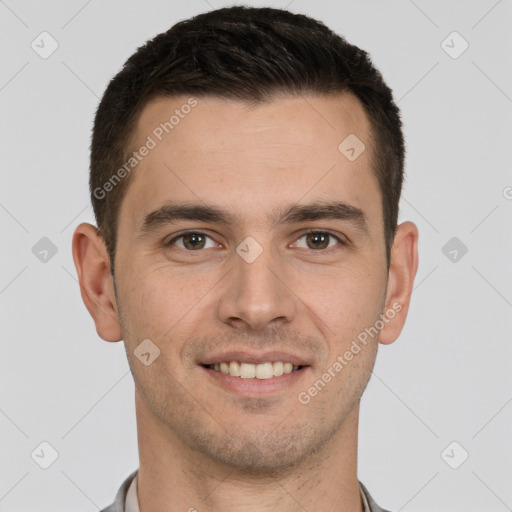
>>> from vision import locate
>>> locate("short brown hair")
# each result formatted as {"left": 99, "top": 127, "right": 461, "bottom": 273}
{"left": 90, "top": 5, "right": 405, "bottom": 271}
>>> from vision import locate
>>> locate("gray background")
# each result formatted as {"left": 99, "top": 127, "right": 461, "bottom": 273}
{"left": 1, "top": 0, "right": 511, "bottom": 511}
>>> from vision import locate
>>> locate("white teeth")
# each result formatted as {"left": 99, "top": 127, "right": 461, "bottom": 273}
{"left": 255, "top": 362, "right": 273, "bottom": 379}
{"left": 240, "top": 363, "right": 256, "bottom": 378}
{"left": 283, "top": 362, "right": 293, "bottom": 374}
{"left": 273, "top": 361, "right": 284, "bottom": 377}
{"left": 229, "top": 361, "right": 241, "bottom": 377}
{"left": 208, "top": 361, "right": 303, "bottom": 379}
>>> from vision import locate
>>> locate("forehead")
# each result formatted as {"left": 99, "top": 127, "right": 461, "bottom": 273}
{"left": 120, "top": 92, "right": 381, "bottom": 233}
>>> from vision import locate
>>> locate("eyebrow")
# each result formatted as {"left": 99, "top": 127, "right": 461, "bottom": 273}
{"left": 138, "top": 200, "right": 369, "bottom": 235}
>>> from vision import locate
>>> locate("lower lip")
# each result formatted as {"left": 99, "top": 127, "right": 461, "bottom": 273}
{"left": 200, "top": 366, "right": 310, "bottom": 396}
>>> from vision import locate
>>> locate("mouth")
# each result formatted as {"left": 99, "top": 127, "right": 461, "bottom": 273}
{"left": 201, "top": 361, "right": 310, "bottom": 396}
{"left": 202, "top": 361, "right": 307, "bottom": 379}
{"left": 199, "top": 351, "right": 312, "bottom": 395}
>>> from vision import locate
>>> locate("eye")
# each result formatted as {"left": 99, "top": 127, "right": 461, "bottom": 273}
{"left": 293, "top": 230, "right": 345, "bottom": 251}
{"left": 164, "top": 230, "right": 346, "bottom": 253}
{"left": 165, "top": 231, "right": 218, "bottom": 251}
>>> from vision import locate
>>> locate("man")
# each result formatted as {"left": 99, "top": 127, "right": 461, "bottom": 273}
{"left": 72, "top": 6, "right": 418, "bottom": 511}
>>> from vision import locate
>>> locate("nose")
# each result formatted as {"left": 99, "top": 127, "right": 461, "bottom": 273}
{"left": 217, "top": 238, "right": 297, "bottom": 331}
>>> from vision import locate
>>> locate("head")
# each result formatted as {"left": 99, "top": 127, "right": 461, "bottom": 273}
{"left": 90, "top": 5, "right": 405, "bottom": 271}
{"left": 73, "top": 6, "right": 418, "bottom": 472}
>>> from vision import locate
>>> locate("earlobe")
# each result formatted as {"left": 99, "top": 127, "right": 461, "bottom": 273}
{"left": 71, "top": 222, "right": 123, "bottom": 342}
{"left": 379, "top": 221, "right": 419, "bottom": 345}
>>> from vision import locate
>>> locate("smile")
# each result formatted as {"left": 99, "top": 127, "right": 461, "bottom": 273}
{"left": 203, "top": 361, "right": 304, "bottom": 379}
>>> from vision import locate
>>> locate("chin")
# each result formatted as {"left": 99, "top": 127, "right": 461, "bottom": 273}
{"left": 194, "top": 425, "right": 325, "bottom": 475}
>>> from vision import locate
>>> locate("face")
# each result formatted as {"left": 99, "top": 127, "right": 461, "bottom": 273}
{"left": 107, "top": 93, "right": 393, "bottom": 471}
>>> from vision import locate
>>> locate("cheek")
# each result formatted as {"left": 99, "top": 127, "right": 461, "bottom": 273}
{"left": 307, "top": 265, "right": 385, "bottom": 337}
{"left": 119, "top": 265, "right": 215, "bottom": 347}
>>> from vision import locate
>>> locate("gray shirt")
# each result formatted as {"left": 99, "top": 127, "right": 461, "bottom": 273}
{"left": 100, "top": 469, "right": 391, "bottom": 512}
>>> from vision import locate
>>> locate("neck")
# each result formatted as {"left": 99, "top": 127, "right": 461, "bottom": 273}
{"left": 135, "top": 391, "right": 363, "bottom": 512}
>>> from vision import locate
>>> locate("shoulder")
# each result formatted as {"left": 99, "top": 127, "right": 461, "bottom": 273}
{"left": 99, "top": 469, "right": 139, "bottom": 512}
{"left": 359, "top": 480, "right": 393, "bottom": 512}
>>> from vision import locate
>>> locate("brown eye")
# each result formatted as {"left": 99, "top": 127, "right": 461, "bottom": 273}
{"left": 294, "top": 231, "right": 344, "bottom": 251}
{"left": 181, "top": 233, "right": 206, "bottom": 250}
{"left": 306, "top": 232, "right": 330, "bottom": 249}
{"left": 166, "top": 231, "right": 216, "bottom": 250}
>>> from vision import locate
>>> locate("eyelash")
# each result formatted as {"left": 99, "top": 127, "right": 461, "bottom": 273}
{"left": 165, "top": 229, "right": 347, "bottom": 253}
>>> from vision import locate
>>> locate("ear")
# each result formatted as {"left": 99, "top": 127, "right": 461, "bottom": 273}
{"left": 71, "top": 222, "right": 122, "bottom": 342}
{"left": 379, "top": 221, "right": 419, "bottom": 345}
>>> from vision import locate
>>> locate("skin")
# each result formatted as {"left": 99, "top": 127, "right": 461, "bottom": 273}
{"left": 72, "top": 92, "right": 419, "bottom": 512}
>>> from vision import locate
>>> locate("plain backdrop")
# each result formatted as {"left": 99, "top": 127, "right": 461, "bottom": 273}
{"left": 1, "top": 1, "right": 511, "bottom": 511}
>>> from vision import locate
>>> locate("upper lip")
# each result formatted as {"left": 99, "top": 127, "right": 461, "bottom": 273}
{"left": 200, "top": 351, "right": 311, "bottom": 366}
